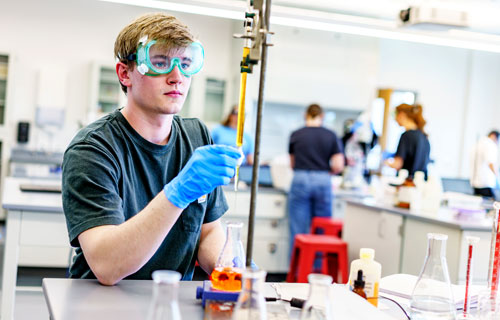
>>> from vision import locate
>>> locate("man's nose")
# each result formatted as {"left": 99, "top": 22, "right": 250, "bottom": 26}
{"left": 166, "top": 65, "right": 183, "bottom": 85}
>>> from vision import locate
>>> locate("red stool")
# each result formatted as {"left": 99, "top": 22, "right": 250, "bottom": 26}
{"left": 310, "top": 217, "right": 343, "bottom": 238}
{"left": 287, "top": 234, "right": 348, "bottom": 283}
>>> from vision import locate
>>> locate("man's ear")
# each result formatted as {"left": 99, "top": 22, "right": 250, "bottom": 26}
{"left": 116, "top": 62, "right": 132, "bottom": 88}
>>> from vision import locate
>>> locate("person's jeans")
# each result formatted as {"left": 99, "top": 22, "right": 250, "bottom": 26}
{"left": 288, "top": 170, "right": 332, "bottom": 264}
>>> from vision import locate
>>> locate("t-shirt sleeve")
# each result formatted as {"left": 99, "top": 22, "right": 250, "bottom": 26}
{"left": 211, "top": 125, "right": 221, "bottom": 144}
{"left": 395, "top": 132, "right": 410, "bottom": 160}
{"left": 203, "top": 186, "right": 228, "bottom": 224}
{"left": 331, "top": 134, "right": 343, "bottom": 155}
{"left": 288, "top": 132, "right": 296, "bottom": 154}
{"left": 62, "top": 142, "right": 124, "bottom": 247}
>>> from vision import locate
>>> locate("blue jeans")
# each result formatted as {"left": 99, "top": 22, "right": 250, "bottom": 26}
{"left": 288, "top": 170, "right": 332, "bottom": 259}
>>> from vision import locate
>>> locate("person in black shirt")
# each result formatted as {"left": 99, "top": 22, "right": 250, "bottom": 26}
{"left": 288, "top": 104, "right": 344, "bottom": 257}
{"left": 386, "top": 103, "right": 430, "bottom": 178}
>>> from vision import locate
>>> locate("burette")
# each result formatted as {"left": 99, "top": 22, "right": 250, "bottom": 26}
{"left": 234, "top": 1, "right": 255, "bottom": 192}
{"left": 233, "top": 0, "right": 273, "bottom": 268}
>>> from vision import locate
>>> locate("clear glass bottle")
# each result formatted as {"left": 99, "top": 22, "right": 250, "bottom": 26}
{"left": 300, "top": 274, "right": 334, "bottom": 320}
{"left": 410, "top": 233, "right": 456, "bottom": 320}
{"left": 211, "top": 221, "right": 246, "bottom": 291}
{"left": 232, "top": 268, "right": 267, "bottom": 320}
{"left": 147, "top": 270, "right": 182, "bottom": 320}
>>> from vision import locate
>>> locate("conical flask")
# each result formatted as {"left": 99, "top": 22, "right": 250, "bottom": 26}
{"left": 410, "top": 233, "right": 456, "bottom": 320}
{"left": 147, "top": 270, "right": 182, "bottom": 320}
{"left": 211, "top": 221, "right": 246, "bottom": 291}
{"left": 300, "top": 274, "right": 334, "bottom": 320}
{"left": 232, "top": 268, "right": 267, "bottom": 320}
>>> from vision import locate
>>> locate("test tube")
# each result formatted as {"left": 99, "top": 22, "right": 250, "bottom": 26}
{"left": 489, "top": 202, "right": 500, "bottom": 309}
{"left": 463, "top": 236, "right": 480, "bottom": 318}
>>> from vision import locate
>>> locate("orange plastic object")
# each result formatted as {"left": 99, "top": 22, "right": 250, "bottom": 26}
{"left": 210, "top": 267, "right": 243, "bottom": 291}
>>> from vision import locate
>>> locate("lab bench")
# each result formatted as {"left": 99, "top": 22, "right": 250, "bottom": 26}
{"left": 1, "top": 176, "right": 70, "bottom": 320}
{"left": 42, "top": 278, "right": 402, "bottom": 320}
{"left": 342, "top": 199, "right": 492, "bottom": 284}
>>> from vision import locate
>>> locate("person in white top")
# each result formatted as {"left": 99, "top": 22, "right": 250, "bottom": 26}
{"left": 471, "top": 130, "right": 499, "bottom": 199}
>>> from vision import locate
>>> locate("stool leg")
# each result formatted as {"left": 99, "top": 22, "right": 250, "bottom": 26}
{"left": 325, "top": 253, "right": 339, "bottom": 283}
{"left": 287, "top": 245, "right": 300, "bottom": 282}
{"left": 297, "top": 249, "right": 316, "bottom": 283}
{"left": 338, "top": 244, "right": 349, "bottom": 284}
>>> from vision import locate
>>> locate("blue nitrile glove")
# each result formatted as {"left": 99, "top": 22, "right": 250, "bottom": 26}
{"left": 164, "top": 145, "right": 241, "bottom": 209}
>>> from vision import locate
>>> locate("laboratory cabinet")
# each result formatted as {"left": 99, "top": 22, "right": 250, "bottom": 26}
{"left": 88, "top": 62, "right": 126, "bottom": 121}
{"left": 223, "top": 188, "right": 289, "bottom": 273}
{"left": 343, "top": 200, "right": 492, "bottom": 284}
{"left": 1, "top": 177, "right": 71, "bottom": 320}
{"left": 343, "top": 204, "right": 403, "bottom": 276}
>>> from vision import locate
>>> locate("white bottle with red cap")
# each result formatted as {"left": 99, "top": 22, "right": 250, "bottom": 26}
{"left": 348, "top": 248, "right": 382, "bottom": 307}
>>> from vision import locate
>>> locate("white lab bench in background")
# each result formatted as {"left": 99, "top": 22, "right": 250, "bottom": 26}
{"left": 1, "top": 177, "right": 70, "bottom": 320}
{"left": 223, "top": 187, "right": 289, "bottom": 273}
{"left": 343, "top": 199, "right": 492, "bottom": 285}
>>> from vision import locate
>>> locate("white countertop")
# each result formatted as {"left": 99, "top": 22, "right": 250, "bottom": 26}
{"left": 346, "top": 198, "right": 493, "bottom": 232}
{"left": 2, "top": 177, "right": 62, "bottom": 213}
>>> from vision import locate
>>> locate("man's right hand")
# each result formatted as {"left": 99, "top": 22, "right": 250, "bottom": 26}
{"left": 164, "top": 145, "right": 241, "bottom": 209}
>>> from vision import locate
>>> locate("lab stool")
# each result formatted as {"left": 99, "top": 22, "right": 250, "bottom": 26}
{"left": 310, "top": 217, "right": 343, "bottom": 238}
{"left": 287, "top": 234, "right": 348, "bottom": 284}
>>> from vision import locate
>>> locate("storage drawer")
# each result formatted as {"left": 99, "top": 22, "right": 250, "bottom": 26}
{"left": 251, "top": 239, "right": 289, "bottom": 273}
{"left": 221, "top": 217, "right": 289, "bottom": 241}
{"left": 224, "top": 191, "right": 286, "bottom": 219}
{"left": 18, "top": 245, "right": 72, "bottom": 268}
{"left": 19, "top": 212, "right": 69, "bottom": 247}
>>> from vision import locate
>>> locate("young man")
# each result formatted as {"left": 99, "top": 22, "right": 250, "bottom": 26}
{"left": 62, "top": 13, "right": 241, "bottom": 285}
{"left": 471, "top": 130, "right": 500, "bottom": 199}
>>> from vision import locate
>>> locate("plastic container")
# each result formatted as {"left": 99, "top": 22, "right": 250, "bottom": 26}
{"left": 348, "top": 248, "right": 382, "bottom": 307}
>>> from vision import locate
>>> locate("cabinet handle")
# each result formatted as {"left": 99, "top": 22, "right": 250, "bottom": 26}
{"left": 268, "top": 243, "right": 277, "bottom": 254}
{"left": 274, "top": 200, "right": 283, "bottom": 207}
{"left": 271, "top": 220, "right": 279, "bottom": 228}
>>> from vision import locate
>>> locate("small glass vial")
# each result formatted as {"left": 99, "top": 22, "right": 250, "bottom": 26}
{"left": 232, "top": 268, "right": 267, "bottom": 320}
{"left": 352, "top": 270, "right": 367, "bottom": 300}
{"left": 147, "top": 270, "right": 182, "bottom": 320}
{"left": 211, "top": 221, "right": 246, "bottom": 291}
{"left": 410, "top": 233, "right": 456, "bottom": 320}
{"left": 300, "top": 274, "right": 334, "bottom": 320}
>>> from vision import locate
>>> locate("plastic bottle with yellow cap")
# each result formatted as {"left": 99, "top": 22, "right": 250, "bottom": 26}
{"left": 348, "top": 248, "right": 382, "bottom": 307}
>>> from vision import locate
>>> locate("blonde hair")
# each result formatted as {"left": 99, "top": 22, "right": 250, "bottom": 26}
{"left": 114, "top": 13, "right": 195, "bottom": 93}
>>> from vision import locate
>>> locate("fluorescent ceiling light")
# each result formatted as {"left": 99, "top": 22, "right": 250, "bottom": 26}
{"left": 97, "top": 0, "right": 500, "bottom": 53}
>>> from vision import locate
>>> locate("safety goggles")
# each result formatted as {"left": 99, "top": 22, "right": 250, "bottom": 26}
{"left": 127, "top": 36, "right": 204, "bottom": 77}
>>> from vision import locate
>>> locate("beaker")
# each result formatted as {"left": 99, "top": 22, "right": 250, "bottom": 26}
{"left": 232, "top": 268, "right": 267, "bottom": 320}
{"left": 211, "top": 221, "right": 246, "bottom": 291}
{"left": 410, "top": 233, "right": 456, "bottom": 320}
{"left": 147, "top": 270, "right": 182, "bottom": 320}
{"left": 300, "top": 274, "right": 334, "bottom": 320}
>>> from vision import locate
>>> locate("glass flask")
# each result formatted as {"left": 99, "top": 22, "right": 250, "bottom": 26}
{"left": 232, "top": 268, "right": 267, "bottom": 320}
{"left": 147, "top": 270, "right": 182, "bottom": 320}
{"left": 300, "top": 274, "right": 334, "bottom": 320}
{"left": 211, "top": 222, "right": 246, "bottom": 291}
{"left": 410, "top": 233, "right": 456, "bottom": 320}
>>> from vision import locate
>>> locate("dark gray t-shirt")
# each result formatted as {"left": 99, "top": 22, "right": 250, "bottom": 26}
{"left": 62, "top": 110, "right": 228, "bottom": 280}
